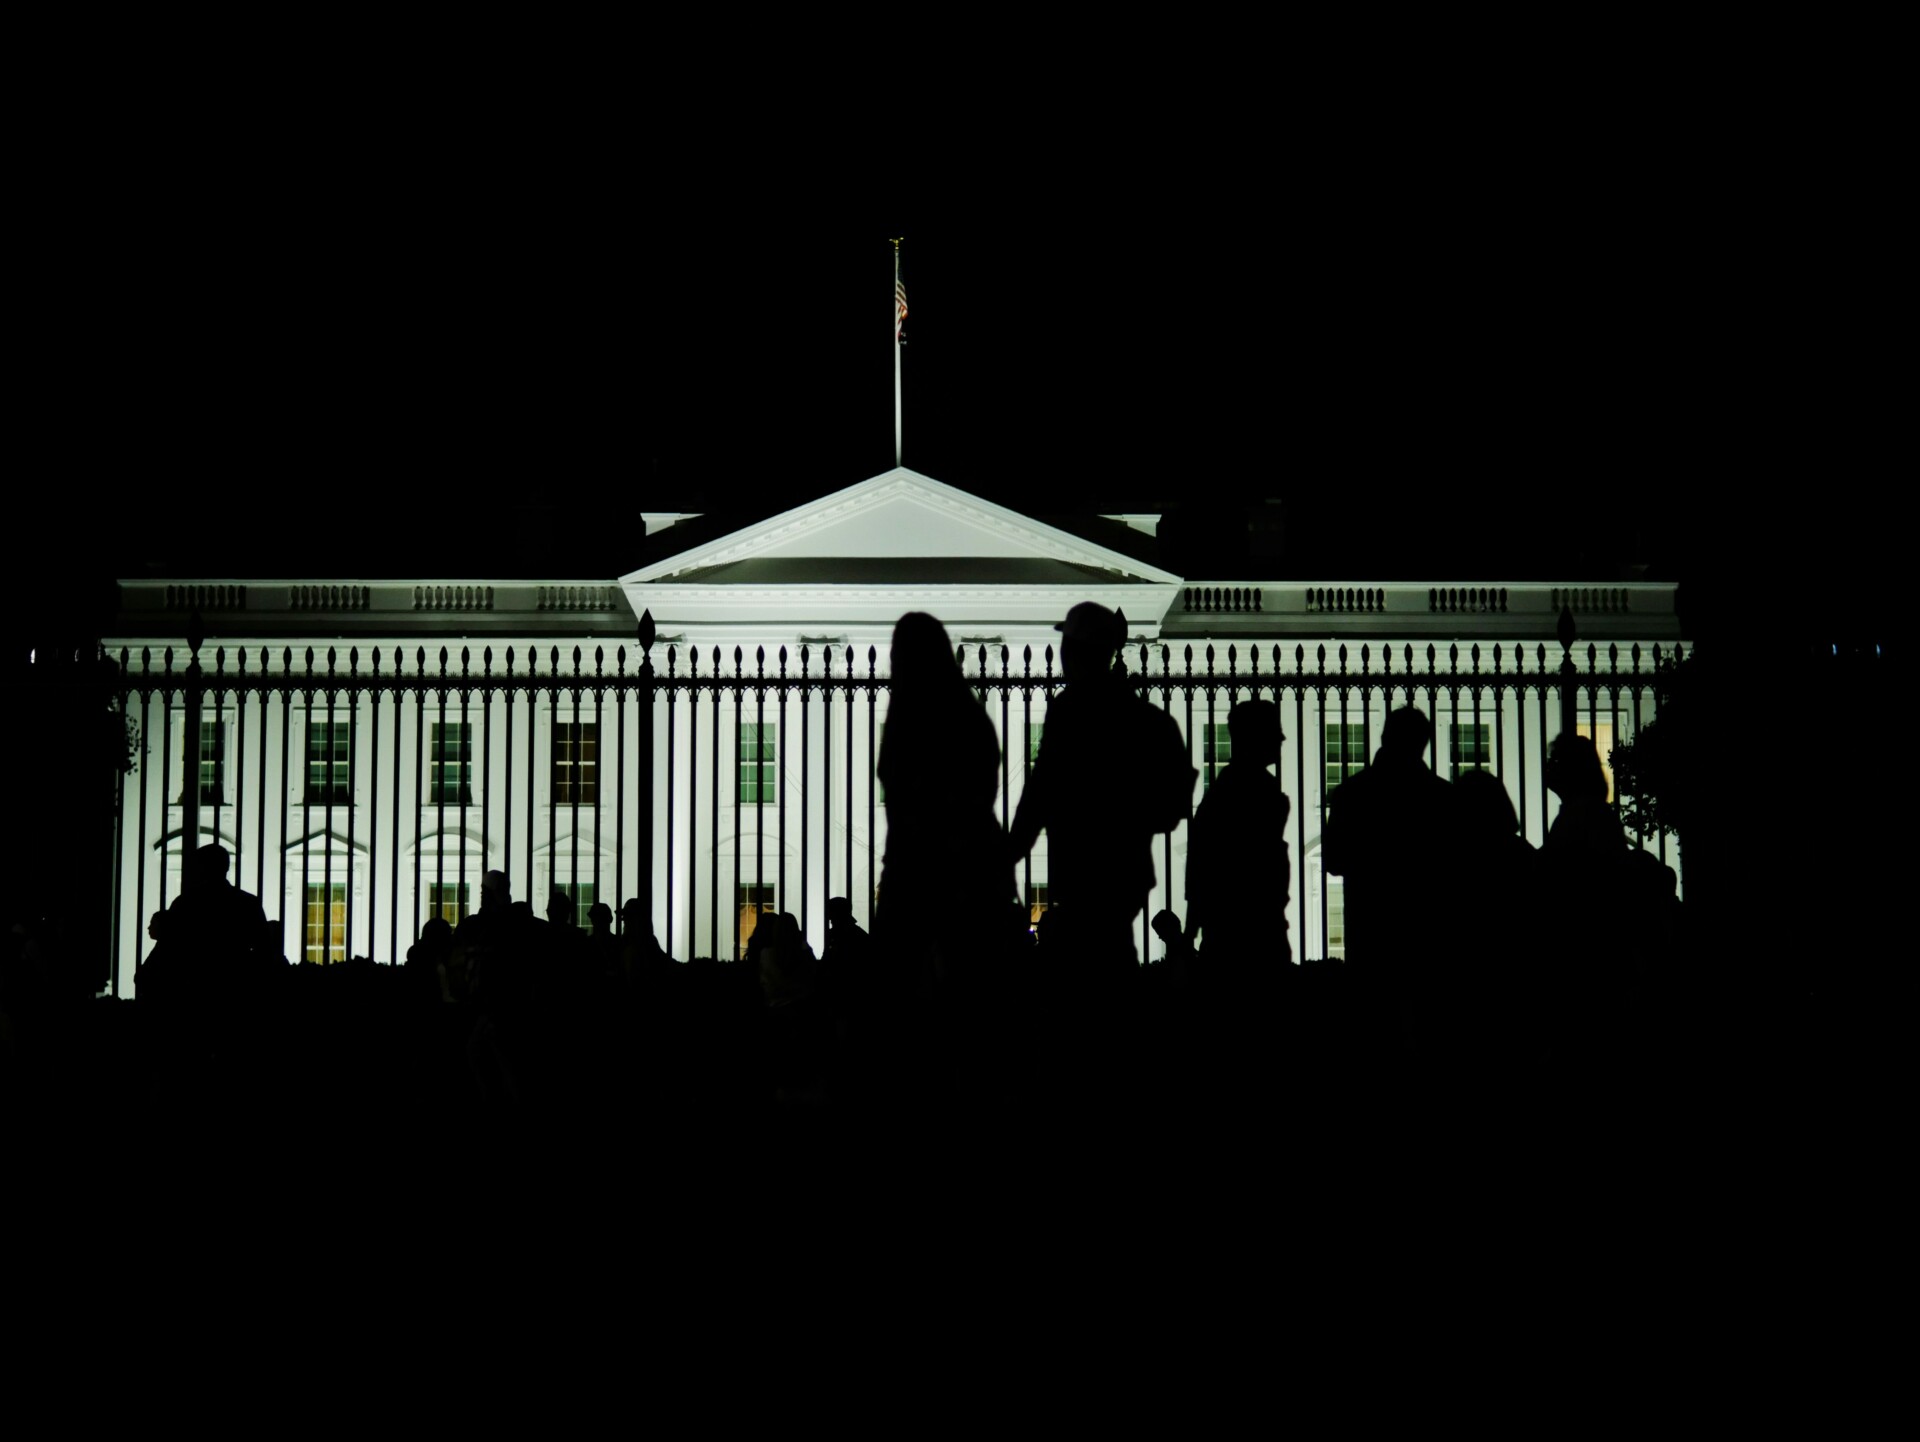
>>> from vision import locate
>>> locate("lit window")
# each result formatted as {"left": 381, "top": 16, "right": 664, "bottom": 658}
{"left": 1027, "top": 883, "right": 1051, "bottom": 932}
{"left": 1203, "top": 721, "right": 1231, "bottom": 792}
{"left": 427, "top": 882, "right": 469, "bottom": 929}
{"left": 304, "top": 882, "right": 345, "bottom": 963}
{"left": 1323, "top": 721, "right": 1368, "bottom": 796}
{"left": 738, "top": 722, "right": 776, "bottom": 804}
{"left": 1576, "top": 718, "right": 1617, "bottom": 804}
{"left": 1448, "top": 722, "right": 1491, "bottom": 780}
{"left": 430, "top": 724, "right": 472, "bottom": 805}
{"left": 737, "top": 883, "right": 774, "bottom": 957}
{"left": 180, "top": 721, "right": 225, "bottom": 805}
{"left": 553, "top": 722, "right": 598, "bottom": 806}
{"left": 307, "top": 720, "right": 352, "bottom": 804}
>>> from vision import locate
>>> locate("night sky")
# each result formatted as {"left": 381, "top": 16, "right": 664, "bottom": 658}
{"left": 18, "top": 100, "right": 1900, "bottom": 655}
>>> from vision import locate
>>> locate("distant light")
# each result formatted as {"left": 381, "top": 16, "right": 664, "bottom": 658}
{"left": 1832, "top": 643, "right": 1838, "bottom": 656}
{"left": 1877, "top": 643, "right": 1882, "bottom": 656}
{"left": 28, "top": 648, "right": 35, "bottom": 665}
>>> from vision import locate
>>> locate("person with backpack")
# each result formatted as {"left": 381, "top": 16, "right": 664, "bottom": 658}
{"left": 1009, "top": 602, "right": 1197, "bottom": 979}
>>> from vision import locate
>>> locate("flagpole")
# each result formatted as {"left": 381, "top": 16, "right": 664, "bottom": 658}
{"left": 891, "top": 237, "right": 904, "bottom": 467}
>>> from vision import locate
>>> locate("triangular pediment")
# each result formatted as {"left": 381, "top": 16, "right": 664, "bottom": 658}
{"left": 622, "top": 468, "right": 1180, "bottom": 585}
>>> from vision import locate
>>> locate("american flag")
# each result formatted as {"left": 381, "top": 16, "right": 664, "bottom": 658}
{"left": 895, "top": 279, "right": 908, "bottom": 342}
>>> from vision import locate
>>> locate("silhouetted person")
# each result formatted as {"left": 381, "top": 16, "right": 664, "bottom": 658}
{"left": 819, "top": 894, "right": 872, "bottom": 1011}
{"left": 619, "top": 897, "right": 673, "bottom": 979}
{"left": 585, "top": 900, "right": 619, "bottom": 982}
{"left": 872, "top": 612, "right": 1012, "bottom": 1000}
{"left": 1452, "top": 768, "right": 1541, "bottom": 1076}
{"left": 455, "top": 869, "right": 513, "bottom": 1000}
{"left": 1541, "top": 732, "right": 1643, "bottom": 1081}
{"left": 406, "top": 916, "right": 457, "bottom": 1005}
{"left": 1151, "top": 908, "right": 1195, "bottom": 974}
{"left": 1544, "top": 732, "right": 1626, "bottom": 862}
{"left": 1008, "top": 602, "right": 1195, "bottom": 977}
{"left": 1323, "top": 707, "right": 1457, "bottom": 1046}
{"left": 156, "top": 843, "right": 269, "bottom": 1005}
{"left": 1184, "top": 698, "right": 1291, "bottom": 979}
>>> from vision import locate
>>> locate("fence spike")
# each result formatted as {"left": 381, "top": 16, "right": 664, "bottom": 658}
{"left": 639, "top": 609, "right": 656, "bottom": 650}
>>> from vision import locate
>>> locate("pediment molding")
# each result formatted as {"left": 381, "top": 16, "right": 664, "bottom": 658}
{"left": 623, "top": 468, "right": 1180, "bottom": 585}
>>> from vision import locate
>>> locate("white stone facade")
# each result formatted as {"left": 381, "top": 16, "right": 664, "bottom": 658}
{"left": 104, "top": 469, "right": 1683, "bottom": 994}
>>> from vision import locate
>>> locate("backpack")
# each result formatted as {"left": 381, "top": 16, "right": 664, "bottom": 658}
{"left": 1133, "top": 696, "right": 1199, "bottom": 834}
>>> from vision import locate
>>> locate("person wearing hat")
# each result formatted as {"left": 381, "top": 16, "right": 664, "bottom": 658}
{"left": 1183, "top": 697, "right": 1292, "bottom": 984}
{"left": 1008, "top": 601, "right": 1196, "bottom": 976}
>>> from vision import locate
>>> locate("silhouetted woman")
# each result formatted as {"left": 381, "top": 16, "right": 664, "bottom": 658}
{"left": 872, "top": 612, "right": 1011, "bottom": 1008}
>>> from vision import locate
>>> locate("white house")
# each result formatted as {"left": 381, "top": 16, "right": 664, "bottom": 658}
{"left": 103, "top": 467, "right": 1683, "bottom": 994}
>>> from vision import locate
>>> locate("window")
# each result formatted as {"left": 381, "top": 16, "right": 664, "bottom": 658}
{"left": 738, "top": 722, "right": 776, "bottom": 804}
{"left": 552, "top": 721, "right": 598, "bottom": 806}
{"left": 180, "top": 721, "right": 225, "bottom": 805}
{"left": 1326, "top": 878, "right": 1346, "bottom": 961}
{"left": 549, "top": 881, "right": 595, "bottom": 927}
{"left": 1027, "top": 883, "right": 1051, "bottom": 932}
{"left": 1448, "top": 722, "right": 1491, "bottom": 780}
{"left": 427, "top": 882, "right": 469, "bottom": 929}
{"left": 430, "top": 723, "right": 472, "bottom": 805}
{"left": 1203, "top": 721, "right": 1231, "bottom": 792}
{"left": 737, "top": 883, "right": 774, "bottom": 958}
{"left": 1324, "top": 721, "right": 1369, "bottom": 796}
{"left": 304, "top": 882, "right": 345, "bottom": 963}
{"left": 306, "top": 720, "right": 352, "bottom": 803}
{"left": 1576, "top": 719, "right": 1617, "bottom": 804}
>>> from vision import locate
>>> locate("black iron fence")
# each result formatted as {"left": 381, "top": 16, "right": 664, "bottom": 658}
{"left": 105, "top": 610, "right": 1682, "bottom": 993}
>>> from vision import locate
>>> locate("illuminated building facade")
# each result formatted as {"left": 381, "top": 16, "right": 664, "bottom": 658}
{"left": 102, "top": 468, "right": 1683, "bottom": 992}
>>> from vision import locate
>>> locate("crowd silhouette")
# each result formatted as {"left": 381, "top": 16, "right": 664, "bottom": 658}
{"left": 4, "top": 601, "right": 1706, "bottom": 1212}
